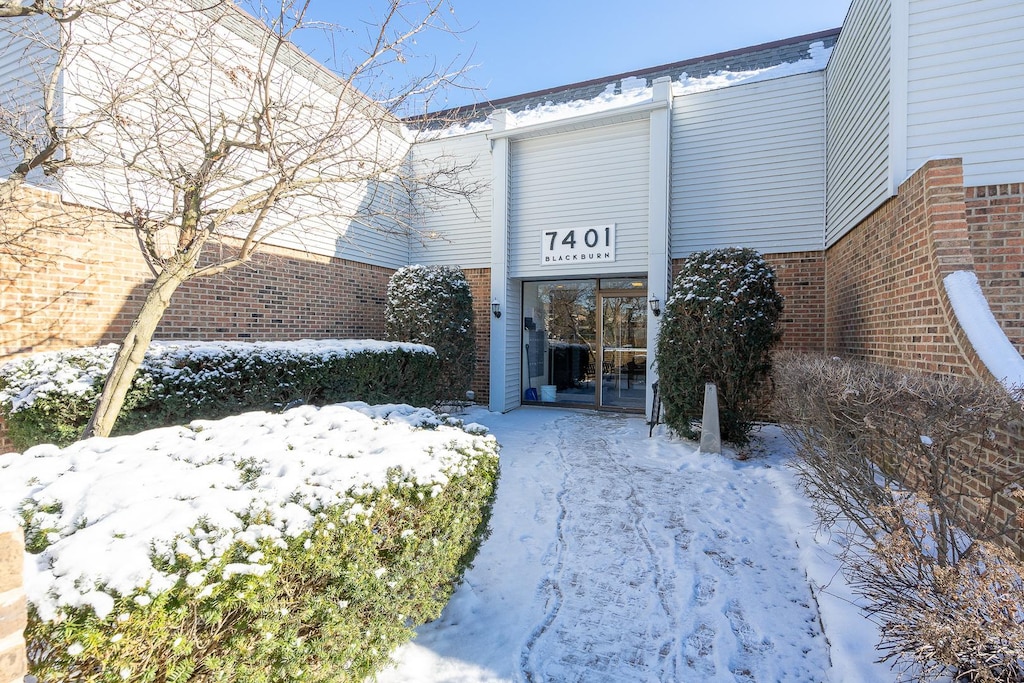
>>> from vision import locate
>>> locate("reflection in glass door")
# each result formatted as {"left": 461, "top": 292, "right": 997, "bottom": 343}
{"left": 522, "top": 280, "right": 597, "bottom": 407}
{"left": 599, "top": 293, "right": 647, "bottom": 410}
{"left": 521, "top": 278, "right": 647, "bottom": 411}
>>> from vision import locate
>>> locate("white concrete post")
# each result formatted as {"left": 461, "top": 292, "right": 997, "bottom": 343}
{"left": 488, "top": 110, "right": 511, "bottom": 412}
{"left": 699, "top": 382, "right": 722, "bottom": 455}
{"left": 646, "top": 77, "right": 673, "bottom": 419}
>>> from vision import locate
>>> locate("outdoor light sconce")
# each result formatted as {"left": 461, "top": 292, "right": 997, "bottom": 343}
{"left": 648, "top": 294, "right": 662, "bottom": 317}
{"left": 491, "top": 299, "right": 502, "bottom": 318}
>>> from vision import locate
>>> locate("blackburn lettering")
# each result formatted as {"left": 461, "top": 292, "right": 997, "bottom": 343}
{"left": 540, "top": 224, "right": 616, "bottom": 265}
{"left": 544, "top": 252, "right": 613, "bottom": 262}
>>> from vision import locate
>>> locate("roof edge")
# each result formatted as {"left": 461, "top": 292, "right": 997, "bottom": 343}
{"left": 412, "top": 27, "right": 842, "bottom": 122}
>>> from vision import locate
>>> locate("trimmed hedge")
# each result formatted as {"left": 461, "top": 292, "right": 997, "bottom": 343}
{"left": 0, "top": 340, "right": 439, "bottom": 451}
{"left": 385, "top": 265, "right": 476, "bottom": 405}
{"left": 3, "top": 403, "right": 499, "bottom": 682}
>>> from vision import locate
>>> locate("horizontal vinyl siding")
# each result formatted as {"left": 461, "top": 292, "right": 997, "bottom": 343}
{"left": 328, "top": 162, "right": 412, "bottom": 270}
{"left": 509, "top": 120, "right": 650, "bottom": 278}
{"left": 825, "top": 0, "right": 893, "bottom": 246}
{"left": 671, "top": 72, "right": 826, "bottom": 257}
{"left": 409, "top": 132, "right": 492, "bottom": 268}
{"left": 906, "top": 0, "right": 1024, "bottom": 186}
{"left": 59, "top": 3, "right": 410, "bottom": 270}
{"left": 504, "top": 283, "right": 522, "bottom": 411}
{"left": 0, "top": 14, "right": 59, "bottom": 188}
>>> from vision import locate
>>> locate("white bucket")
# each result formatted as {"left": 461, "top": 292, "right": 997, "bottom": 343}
{"left": 540, "top": 385, "right": 557, "bottom": 402}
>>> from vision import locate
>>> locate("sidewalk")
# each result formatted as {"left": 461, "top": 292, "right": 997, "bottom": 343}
{"left": 375, "top": 407, "right": 887, "bottom": 682}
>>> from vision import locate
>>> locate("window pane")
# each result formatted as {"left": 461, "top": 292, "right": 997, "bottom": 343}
{"left": 600, "top": 277, "right": 647, "bottom": 291}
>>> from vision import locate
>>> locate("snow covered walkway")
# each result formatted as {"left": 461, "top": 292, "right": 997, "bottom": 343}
{"left": 376, "top": 407, "right": 887, "bottom": 682}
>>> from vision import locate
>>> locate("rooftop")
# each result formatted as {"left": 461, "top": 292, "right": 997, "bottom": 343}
{"left": 411, "top": 27, "right": 841, "bottom": 129}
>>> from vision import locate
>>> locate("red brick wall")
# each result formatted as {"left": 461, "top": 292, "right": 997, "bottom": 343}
{"left": 121, "top": 243, "right": 393, "bottom": 344}
{"left": 0, "top": 421, "right": 11, "bottom": 455}
{"left": 1, "top": 188, "right": 394, "bottom": 450}
{"left": 463, "top": 268, "right": 491, "bottom": 404}
{"left": 671, "top": 250, "right": 827, "bottom": 354}
{"left": 0, "top": 524, "right": 26, "bottom": 683}
{"left": 764, "top": 251, "right": 826, "bottom": 352}
{"left": 824, "top": 158, "right": 1022, "bottom": 552}
{"left": 1, "top": 187, "right": 145, "bottom": 360}
{"left": 824, "top": 158, "right": 985, "bottom": 377}
{"left": 1, "top": 187, "right": 394, "bottom": 361}
{"left": 965, "top": 183, "right": 1024, "bottom": 352}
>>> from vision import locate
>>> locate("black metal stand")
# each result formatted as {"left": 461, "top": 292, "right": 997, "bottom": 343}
{"left": 648, "top": 380, "right": 661, "bottom": 437}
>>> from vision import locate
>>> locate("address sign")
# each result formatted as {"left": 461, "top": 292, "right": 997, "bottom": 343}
{"left": 541, "top": 224, "right": 616, "bottom": 266}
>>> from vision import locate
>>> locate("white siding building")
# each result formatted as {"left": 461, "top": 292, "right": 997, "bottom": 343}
{"left": 3, "top": 0, "right": 1022, "bottom": 416}
{"left": 406, "top": 0, "right": 1024, "bottom": 413}
{"left": 412, "top": 31, "right": 841, "bottom": 413}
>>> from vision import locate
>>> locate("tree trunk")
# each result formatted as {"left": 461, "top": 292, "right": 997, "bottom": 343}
{"left": 81, "top": 262, "right": 191, "bottom": 439}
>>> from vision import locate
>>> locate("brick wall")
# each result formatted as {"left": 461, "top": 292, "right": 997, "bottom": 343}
{"left": 463, "top": 268, "right": 491, "bottom": 404}
{"left": 1, "top": 187, "right": 394, "bottom": 362}
{"left": 1, "top": 187, "right": 395, "bottom": 449}
{"left": 824, "top": 158, "right": 1022, "bottom": 552}
{"left": 671, "top": 249, "right": 827, "bottom": 354}
{"left": 965, "top": 183, "right": 1024, "bottom": 352}
{"left": 128, "top": 243, "right": 393, "bottom": 344}
{"left": 1, "top": 187, "right": 142, "bottom": 360}
{"left": 825, "top": 158, "right": 986, "bottom": 377}
{"left": 0, "top": 522, "right": 26, "bottom": 683}
{"left": 764, "top": 251, "right": 826, "bottom": 352}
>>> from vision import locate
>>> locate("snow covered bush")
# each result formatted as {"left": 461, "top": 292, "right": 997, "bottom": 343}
{"left": 775, "top": 353, "right": 1024, "bottom": 681}
{"left": 655, "top": 247, "right": 783, "bottom": 445}
{"left": 385, "top": 265, "right": 476, "bottom": 405}
{"left": 0, "top": 339, "right": 439, "bottom": 450}
{"left": 1, "top": 402, "right": 499, "bottom": 682}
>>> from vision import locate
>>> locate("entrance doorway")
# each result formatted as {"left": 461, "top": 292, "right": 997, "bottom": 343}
{"left": 521, "top": 278, "right": 647, "bottom": 410}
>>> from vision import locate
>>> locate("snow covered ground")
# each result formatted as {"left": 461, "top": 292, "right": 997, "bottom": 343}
{"left": 376, "top": 407, "right": 893, "bottom": 682}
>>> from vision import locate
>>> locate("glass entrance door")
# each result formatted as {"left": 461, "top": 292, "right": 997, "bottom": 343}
{"left": 598, "top": 293, "right": 647, "bottom": 410}
{"left": 522, "top": 278, "right": 647, "bottom": 411}
{"left": 522, "top": 280, "right": 597, "bottom": 407}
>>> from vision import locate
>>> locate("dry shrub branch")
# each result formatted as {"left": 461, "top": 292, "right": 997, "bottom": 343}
{"left": 774, "top": 353, "right": 1024, "bottom": 681}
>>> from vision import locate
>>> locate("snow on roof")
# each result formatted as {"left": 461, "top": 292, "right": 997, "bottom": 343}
{"left": 418, "top": 41, "right": 833, "bottom": 140}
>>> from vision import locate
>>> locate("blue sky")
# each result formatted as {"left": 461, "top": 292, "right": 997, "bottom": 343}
{"left": 291, "top": 0, "right": 852, "bottom": 113}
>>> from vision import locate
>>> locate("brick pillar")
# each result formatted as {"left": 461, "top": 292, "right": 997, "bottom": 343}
{"left": 0, "top": 417, "right": 13, "bottom": 456}
{"left": 0, "top": 520, "right": 27, "bottom": 683}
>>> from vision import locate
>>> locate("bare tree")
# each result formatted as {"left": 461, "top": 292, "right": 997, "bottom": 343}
{"left": 1, "top": 0, "right": 479, "bottom": 437}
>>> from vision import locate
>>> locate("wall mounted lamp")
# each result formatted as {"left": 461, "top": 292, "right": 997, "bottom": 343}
{"left": 491, "top": 299, "right": 502, "bottom": 318}
{"left": 648, "top": 294, "right": 662, "bottom": 317}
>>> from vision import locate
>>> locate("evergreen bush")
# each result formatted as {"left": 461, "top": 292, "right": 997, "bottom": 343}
{"left": 0, "top": 340, "right": 439, "bottom": 451}
{"left": 655, "top": 247, "right": 783, "bottom": 445}
{"left": 385, "top": 265, "right": 476, "bottom": 405}
{"left": 3, "top": 403, "right": 499, "bottom": 683}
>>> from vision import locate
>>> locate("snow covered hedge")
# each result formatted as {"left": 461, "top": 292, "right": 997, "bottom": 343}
{"left": 0, "top": 339, "right": 439, "bottom": 451}
{"left": 385, "top": 265, "right": 476, "bottom": 405}
{"left": 655, "top": 247, "right": 783, "bottom": 445}
{"left": 1, "top": 402, "right": 500, "bottom": 682}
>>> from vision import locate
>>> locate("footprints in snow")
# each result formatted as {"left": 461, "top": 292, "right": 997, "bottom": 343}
{"left": 520, "top": 414, "right": 826, "bottom": 682}
{"left": 694, "top": 574, "right": 717, "bottom": 606}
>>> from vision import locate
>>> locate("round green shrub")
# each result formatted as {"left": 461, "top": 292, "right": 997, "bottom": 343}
{"left": 655, "top": 247, "right": 783, "bottom": 445}
{"left": 385, "top": 265, "right": 476, "bottom": 405}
